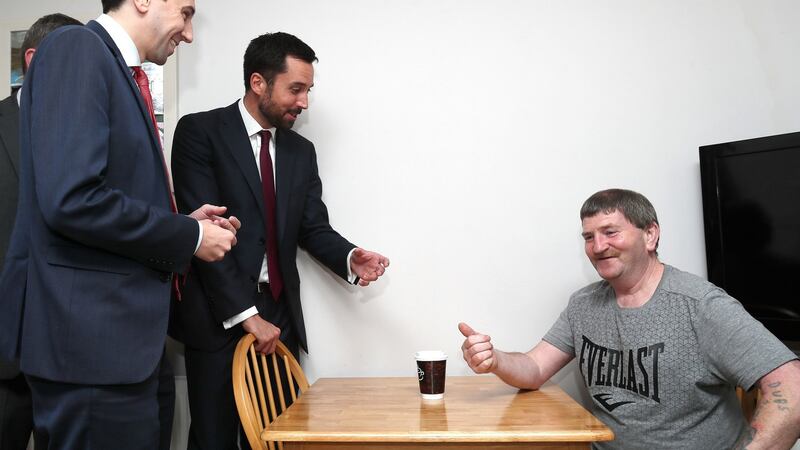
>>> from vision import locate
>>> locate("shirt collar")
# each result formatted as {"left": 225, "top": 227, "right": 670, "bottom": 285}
{"left": 237, "top": 98, "right": 275, "bottom": 138}
{"left": 95, "top": 14, "right": 141, "bottom": 67}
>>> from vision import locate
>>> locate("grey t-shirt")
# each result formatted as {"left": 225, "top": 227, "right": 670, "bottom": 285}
{"left": 543, "top": 265, "right": 797, "bottom": 449}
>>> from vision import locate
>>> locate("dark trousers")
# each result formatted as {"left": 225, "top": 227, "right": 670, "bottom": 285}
{"left": 0, "top": 372, "right": 34, "bottom": 450}
{"left": 185, "top": 291, "right": 298, "bottom": 450}
{"left": 26, "top": 350, "right": 174, "bottom": 450}
{"left": 158, "top": 351, "right": 176, "bottom": 450}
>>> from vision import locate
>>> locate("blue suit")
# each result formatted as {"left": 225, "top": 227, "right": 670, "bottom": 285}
{"left": 0, "top": 20, "right": 195, "bottom": 449}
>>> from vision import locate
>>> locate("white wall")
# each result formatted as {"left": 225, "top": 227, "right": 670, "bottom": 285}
{"left": 173, "top": 0, "right": 800, "bottom": 389}
{"left": 3, "top": 0, "right": 800, "bottom": 444}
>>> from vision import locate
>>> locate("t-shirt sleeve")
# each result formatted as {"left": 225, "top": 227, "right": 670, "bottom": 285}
{"left": 543, "top": 300, "right": 576, "bottom": 356}
{"left": 696, "top": 288, "right": 798, "bottom": 391}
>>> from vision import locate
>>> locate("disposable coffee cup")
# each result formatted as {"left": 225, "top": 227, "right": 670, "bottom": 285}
{"left": 415, "top": 351, "right": 447, "bottom": 400}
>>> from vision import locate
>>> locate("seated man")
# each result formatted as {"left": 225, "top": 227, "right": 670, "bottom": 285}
{"left": 460, "top": 188, "right": 800, "bottom": 449}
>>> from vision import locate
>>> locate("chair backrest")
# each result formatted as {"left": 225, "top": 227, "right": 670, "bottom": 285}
{"left": 232, "top": 333, "right": 310, "bottom": 450}
{"left": 736, "top": 386, "right": 760, "bottom": 422}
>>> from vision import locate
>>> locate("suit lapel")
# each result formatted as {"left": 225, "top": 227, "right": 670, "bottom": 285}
{"left": 85, "top": 21, "right": 162, "bottom": 154}
{"left": 0, "top": 96, "right": 20, "bottom": 177}
{"left": 220, "top": 103, "right": 266, "bottom": 215}
{"left": 274, "top": 130, "right": 297, "bottom": 241}
{"left": 218, "top": 100, "right": 296, "bottom": 240}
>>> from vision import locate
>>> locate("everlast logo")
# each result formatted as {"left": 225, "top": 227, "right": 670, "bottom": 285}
{"left": 579, "top": 335, "right": 664, "bottom": 411}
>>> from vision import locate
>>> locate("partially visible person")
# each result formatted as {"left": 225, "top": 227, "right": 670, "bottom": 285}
{"left": 0, "top": 1, "right": 241, "bottom": 449}
{"left": 460, "top": 188, "right": 800, "bottom": 449}
{"left": 171, "top": 31, "right": 390, "bottom": 450}
{"left": 0, "top": 13, "right": 82, "bottom": 450}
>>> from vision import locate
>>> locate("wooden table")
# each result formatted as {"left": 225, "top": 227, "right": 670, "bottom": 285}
{"left": 262, "top": 376, "right": 613, "bottom": 449}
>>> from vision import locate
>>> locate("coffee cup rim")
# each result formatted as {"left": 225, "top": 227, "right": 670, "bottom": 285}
{"left": 414, "top": 350, "right": 447, "bottom": 361}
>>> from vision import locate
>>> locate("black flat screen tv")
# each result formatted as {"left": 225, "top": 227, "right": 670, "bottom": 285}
{"left": 699, "top": 131, "right": 800, "bottom": 342}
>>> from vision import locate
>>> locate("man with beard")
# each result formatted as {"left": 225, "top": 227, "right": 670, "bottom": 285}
{"left": 171, "top": 32, "right": 390, "bottom": 450}
{"left": 460, "top": 189, "right": 800, "bottom": 449}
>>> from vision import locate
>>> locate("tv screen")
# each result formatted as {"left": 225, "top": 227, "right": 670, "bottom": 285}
{"left": 699, "top": 131, "right": 800, "bottom": 342}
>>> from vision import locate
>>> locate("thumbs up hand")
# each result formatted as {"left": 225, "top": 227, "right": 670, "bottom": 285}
{"left": 458, "top": 322, "right": 497, "bottom": 374}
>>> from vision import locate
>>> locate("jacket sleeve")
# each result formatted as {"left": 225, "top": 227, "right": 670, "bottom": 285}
{"left": 28, "top": 27, "right": 197, "bottom": 272}
{"left": 171, "top": 113, "right": 256, "bottom": 322}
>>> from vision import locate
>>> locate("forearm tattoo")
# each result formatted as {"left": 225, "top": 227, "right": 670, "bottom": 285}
{"left": 737, "top": 380, "right": 796, "bottom": 449}
{"left": 765, "top": 381, "right": 790, "bottom": 412}
{"left": 732, "top": 426, "right": 755, "bottom": 450}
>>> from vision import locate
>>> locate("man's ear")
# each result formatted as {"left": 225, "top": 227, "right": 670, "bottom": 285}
{"left": 644, "top": 222, "right": 660, "bottom": 252}
{"left": 133, "top": 0, "right": 151, "bottom": 14}
{"left": 250, "top": 72, "right": 268, "bottom": 97}
{"left": 24, "top": 48, "right": 36, "bottom": 72}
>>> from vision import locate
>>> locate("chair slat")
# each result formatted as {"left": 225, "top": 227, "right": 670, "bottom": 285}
{"left": 272, "top": 353, "right": 287, "bottom": 412}
{"left": 284, "top": 354, "right": 297, "bottom": 402}
{"left": 248, "top": 347, "right": 267, "bottom": 427}
{"left": 261, "top": 353, "right": 278, "bottom": 424}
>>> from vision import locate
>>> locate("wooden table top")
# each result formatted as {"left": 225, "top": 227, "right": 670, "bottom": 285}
{"left": 262, "top": 375, "right": 613, "bottom": 444}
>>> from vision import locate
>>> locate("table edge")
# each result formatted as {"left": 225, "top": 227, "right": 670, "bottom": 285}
{"left": 261, "top": 429, "right": 615, "bottom": 443}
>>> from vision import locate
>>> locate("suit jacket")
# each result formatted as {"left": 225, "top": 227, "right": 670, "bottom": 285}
{"left": 171, "top": 101, "right": 355, "bottom": 352}
{"left": 0, "top": 94, "right": 21, "bottom": 379}
{"left": 0, "top": 21, "right": 199, "bottom": 384}
{"left": 0, "top": 94, "right": 20, "bottom": 270}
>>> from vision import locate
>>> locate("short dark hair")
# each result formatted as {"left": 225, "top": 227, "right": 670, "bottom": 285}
{"left": 243, "top": 32, "right": 317, "bottom": 91}
{"left": 21, "top": 13, "right": 83, "bottom": 74}
{"left": 102, "top": 0, "right": 126, "bottom": 14}
{"left": 580, "top": 188, "right": 659, "bottom": 230}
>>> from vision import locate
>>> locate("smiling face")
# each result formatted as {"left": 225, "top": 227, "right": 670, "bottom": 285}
{"left": 143, "top": 0, "right": 195, "bottom": 65}
{"left": 581, "top": 210, "right": 659, "bottom": 284}
{"left": 254, "top": 56, "right": 314, "bottom": 130}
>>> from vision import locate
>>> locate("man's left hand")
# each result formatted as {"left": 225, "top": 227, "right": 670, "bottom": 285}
{"left": 189, "top": 204, "right": 242, "bottom": 235}
{"left": 350, "top": 248, "right": 390, "bottom": 286}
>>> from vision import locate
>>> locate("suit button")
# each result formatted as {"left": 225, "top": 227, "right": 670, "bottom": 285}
{"left": 159, "top": 273, "right": 172, "bottom": 282}
{"left": 249, "top": 276, "right": 256, "bottom": 283}
{"left": 258, "top": 238, "right": 265, "bottom": 245}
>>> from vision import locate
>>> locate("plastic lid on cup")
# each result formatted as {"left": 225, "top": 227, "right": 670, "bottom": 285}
{"left": 414, "top": 350, "right": 447, "bottom": 361}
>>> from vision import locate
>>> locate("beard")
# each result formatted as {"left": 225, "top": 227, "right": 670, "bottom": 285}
{"left": 258, "top": 94, "right": 301, "bottom": 130}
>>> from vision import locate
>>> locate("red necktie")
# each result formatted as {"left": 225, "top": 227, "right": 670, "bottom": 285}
{"left": 132, "top": 66, "right": 177, "bottom": 214}
{"left": 132, "top": 66, "right": 183, "bottom": 299}
{"left": 259, "top": 130, "right": 283, "bottom": 301}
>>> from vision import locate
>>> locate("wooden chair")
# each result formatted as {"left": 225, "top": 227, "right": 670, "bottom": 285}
{"left": 737, "top": 386, "right": 760, "bottom": 422}
{"left": 232, "top": 333, "right": 310, "bottom": 450}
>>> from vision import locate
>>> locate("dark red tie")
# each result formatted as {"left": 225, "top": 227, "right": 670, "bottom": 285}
{"left": 259, "top": 130, "right": 283, "bottom": 300}
{"left": 133, "top": 66, "right": 183, "bottom": 299}
{"left": 132, "top": 66, "right": 178, "bottom": 214}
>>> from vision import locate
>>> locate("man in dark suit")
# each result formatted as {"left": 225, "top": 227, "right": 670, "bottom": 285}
{"left": 0, "top": 1, "right": 241, "bottom": 449}
{"left": 0, "top": 13, "right": 82, "bottom": 450}
{"left": 171, "top": 32, "right": 390, "bottom": 450}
